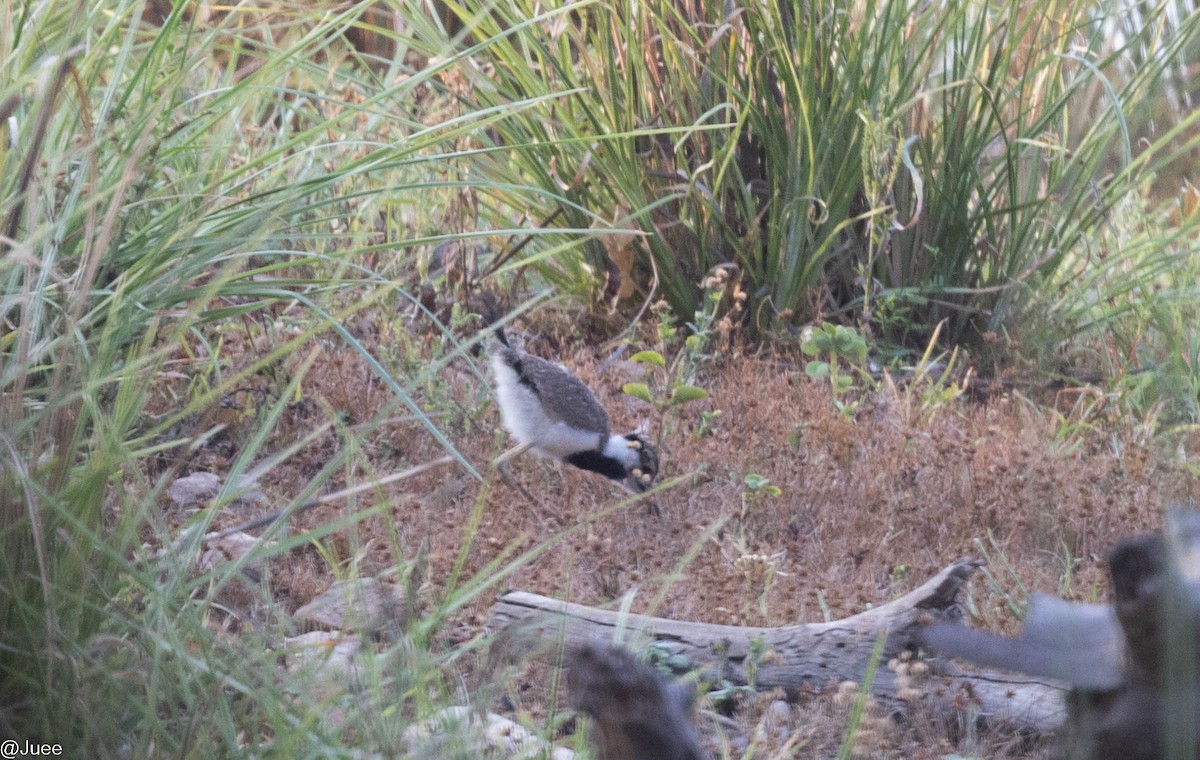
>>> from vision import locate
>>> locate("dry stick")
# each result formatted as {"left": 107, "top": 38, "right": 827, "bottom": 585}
{"left": 480, "top": 150, "right": 593, "bottom": 281}
{"left": 210, "top": 455, "right": 455, "bottom": 541}
{"left": 479, "top": 206, "right": 565, "bottom": 281}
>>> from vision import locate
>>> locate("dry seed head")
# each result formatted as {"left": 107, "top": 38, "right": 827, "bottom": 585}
{"left": 851, "top": 727, "right": 883, "bottom": 757}
{"left": 833, "top": 681, "right": 859, "bottom": 707}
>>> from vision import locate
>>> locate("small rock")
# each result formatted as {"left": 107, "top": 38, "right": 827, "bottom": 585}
{"left": 283, "top": 631, "right": 364, "bottom": 681}
{"left": 766, "top": 699, "right": 790, "bottom": 722}
{"left": 227, "top": 473, "right": 266, "bottom": 506}
{"left": 167, "top": 472, "right": 265, "bottom": 509}
{"left": 753, "top": 699, "right": 792, "bottom": 744}
{"left": 294, "top": 577, "right": 408, "bottom": 633}
{"left": 167, "top": 472, "right": 221, "bottom": 508}
{"left": 404, "top": 706, "right": 574, "bottom": 760}
{"left": 726, "top": 734, "right": 749, "bottom": 756}
{"left": 197, "top": 531, "right": 270, "bottom": 585}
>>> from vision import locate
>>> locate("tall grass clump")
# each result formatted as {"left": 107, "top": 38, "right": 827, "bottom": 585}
{"left": 0, "top": 0, "right": 574, "bottom": 753}
{"left": 420, "top": 0, "right": 1200, "bottom": 358}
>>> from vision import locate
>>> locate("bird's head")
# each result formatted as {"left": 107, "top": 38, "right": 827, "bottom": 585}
{"left": 622, "top": 433, "right": 659, "bottom": 493}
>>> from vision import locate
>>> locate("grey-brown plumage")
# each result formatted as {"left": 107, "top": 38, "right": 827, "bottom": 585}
{"left": 489, "top": 322, "right": 658, "bottom": 493}
{"left": 495, "top": 342, "right": 612, "bottom": 447}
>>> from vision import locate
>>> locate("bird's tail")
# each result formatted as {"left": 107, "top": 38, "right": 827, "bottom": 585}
{"left": 476, "top": 291, "right": 511, "bottom": 348}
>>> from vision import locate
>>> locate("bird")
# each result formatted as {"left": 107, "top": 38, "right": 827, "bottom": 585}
{"left": 484, "top": 311, "right": 659, "bottom": 501}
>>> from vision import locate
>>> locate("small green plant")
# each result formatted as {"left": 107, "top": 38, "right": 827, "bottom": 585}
{"left": 801, "top": 322, "right": 870, "bottom": 416}
{"left": 1043, "top": 539, "right": 1084, "bottom": 598}
{"left": 713, "top": 474, "right": 788, "bottom": 620}
{"left": 882, "top": 319, "right": 968, "bottom": 427}
{"left": 742, "top": 473, "right": 782, "bottom": 505}
{"left": 696, "top": 408, "right": 721, "bottom": 438}
{"left": 834, "top": 631, "right": 889, "bottom": 760}
{"left": 622, "top": 349, "right": 709, "bottom": 413}
{"left": 622, "top": 272, "right": 729, "bottom": 432}
{"left": 644, "top": 641, "right": 693, "bottom": 678}
{"left": 624, "top": 266, "right": 745, "bottom": 444}
{"left": 968, "top": 532, "right": 1030, "bottom": 625}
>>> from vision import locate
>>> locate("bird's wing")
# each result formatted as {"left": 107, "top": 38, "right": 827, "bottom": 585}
{"left": 519, "top": 354, "right": 611, "bottom": 435}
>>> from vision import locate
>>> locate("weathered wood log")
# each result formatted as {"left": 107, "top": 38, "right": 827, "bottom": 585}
{"left": 489, "top": 557, "right": 1067, "bottom": 732}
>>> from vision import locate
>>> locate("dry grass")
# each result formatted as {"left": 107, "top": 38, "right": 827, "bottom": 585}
{"left": 146, "top": 306, "right": 1200, "bottom": 756}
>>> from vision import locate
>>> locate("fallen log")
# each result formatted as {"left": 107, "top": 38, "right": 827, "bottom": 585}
{"left": 489, "top": 557, "right": 1067, "bottom": 732}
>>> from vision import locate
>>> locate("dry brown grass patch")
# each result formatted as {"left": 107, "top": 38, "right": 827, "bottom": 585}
{"left": 144, "top": 319, "right": 1199, "bottom": 755}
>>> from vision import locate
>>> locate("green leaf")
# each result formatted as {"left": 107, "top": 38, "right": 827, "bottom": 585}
{"left": 630, "top": 350, "right": 666, "bottom": 368}
{"left": 744, "top": 474, "right": 771, "bottom": 490}
{"left": 669, "top": 385, "right": 709, "bottom": 404}
{"left": 623, "top": 382, "right": 654, "bottom": 404}
{"left": 805, "top": 361, "right": 830, "bottom": 379}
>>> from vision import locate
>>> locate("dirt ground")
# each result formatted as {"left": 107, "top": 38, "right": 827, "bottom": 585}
{"left": 153, "top": 311, "right": 1200, "bottom": 757}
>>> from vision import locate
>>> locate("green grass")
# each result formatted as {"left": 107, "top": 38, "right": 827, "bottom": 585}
{"left": 0, "top": 0, "right": 575, "bottom": 753}
{"left": 421, "top": 0, "right": 1200, "bottom": 366}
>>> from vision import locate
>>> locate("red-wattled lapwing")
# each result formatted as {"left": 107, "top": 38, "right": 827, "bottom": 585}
{"left": 487, "top": 318, "right": 658, "bottom": 514}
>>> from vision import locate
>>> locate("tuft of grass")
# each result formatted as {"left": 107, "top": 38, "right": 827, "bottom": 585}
{"left": 0, "top": 0, "right": 590, "bottom": 753}
{"left": 410, "top": 0, "right": 1200, "bottom": 373}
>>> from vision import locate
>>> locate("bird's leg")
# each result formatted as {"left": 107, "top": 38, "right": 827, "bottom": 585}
{"left": 494, "top": 442, "right": 565, "bottom": 526}
{"left": 555, "top": 461, "right": 585, "bottom": 535}
{"left": 495, "top": 441, "right": 534, "bottom": 485}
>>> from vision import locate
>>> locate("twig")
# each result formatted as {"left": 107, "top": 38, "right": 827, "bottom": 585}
{"left": 211, "top": 456, "right": 455, "bottom": 540}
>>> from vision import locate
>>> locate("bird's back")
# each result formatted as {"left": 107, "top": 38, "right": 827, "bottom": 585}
{"left": 490, "top": 345, "right": 611, "bottom": 458}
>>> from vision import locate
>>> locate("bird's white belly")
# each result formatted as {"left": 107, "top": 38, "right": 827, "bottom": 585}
{"left": 493, "top": 360, "right": 600, "bottom": 459}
